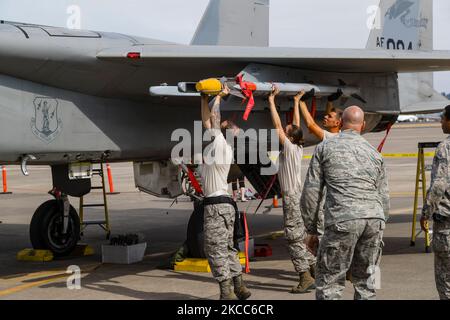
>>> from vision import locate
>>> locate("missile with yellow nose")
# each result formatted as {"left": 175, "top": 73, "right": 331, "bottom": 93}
{"left": 150, "top": 79, "right": 366, "bottom": 104}
{"left": 177, "top": 79, "right": 365, "bottom": 103}
{"left": 194, "top": 78, "right": 223, "bottom": 96}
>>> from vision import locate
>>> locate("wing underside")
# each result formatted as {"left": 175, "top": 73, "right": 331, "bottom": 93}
{"left": 97, "top": 45, "right": 450, "bottom": 74}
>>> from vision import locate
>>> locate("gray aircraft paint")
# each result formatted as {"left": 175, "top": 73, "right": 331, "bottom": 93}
{"left": 385, "top": 0, "right": 424, "bottom": 50}
{"left": 191, "top": 0, "right": 269, "bottom": 46}
{"left": 367, "top": 0, "right": 432, "bottom": 51}
{"left": 0, "top": 67, "right": 391, "bottom": 164}
{"left": 0, "top": 0, "right": 450, "bottom": 167}
{"left": 367, "top": 0, "right": 448, "bottom": 113}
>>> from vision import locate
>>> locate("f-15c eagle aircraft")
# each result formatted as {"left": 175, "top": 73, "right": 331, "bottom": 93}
{"left": 0, "top": 0, "right": 449, "bottom": 256}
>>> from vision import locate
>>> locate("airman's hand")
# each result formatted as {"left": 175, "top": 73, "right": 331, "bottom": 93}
{"left": 420, "top": 215, "right": 429, "bottom": 232}
{"left": 218, "top": 84, "right": 230, "bottom": 98}
{"left": 201, "top": 92, "right": 209, "bottom": 101}
{"left": 294, "top": 90, "right": 305, "bottom": 103}
{"left": 268, "top": 86, "right": 280, "bottom": 103}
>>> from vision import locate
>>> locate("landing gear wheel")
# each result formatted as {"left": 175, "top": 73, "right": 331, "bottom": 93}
{"left": 30, "top": 200, "right": 80, "bottom": 257}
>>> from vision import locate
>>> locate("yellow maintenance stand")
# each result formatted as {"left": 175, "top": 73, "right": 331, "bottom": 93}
{"left": 79, "top": 163, "right": 111, "bottom": 240}
{"left": 410, "top": 142, "right": 439, "bottom": 253}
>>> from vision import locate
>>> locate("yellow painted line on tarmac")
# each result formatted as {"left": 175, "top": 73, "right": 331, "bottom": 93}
{"left": 389, "top": 206, "right": 415, "bottom": 215}
{"left": 303, "top": 152, "right": 435, "bottom": 159}
{"left": 0, "top": 264, "right": 101, "bottom": 298}
{"left": 392, "top": 123, "right": 441, "bottom": 129}
{"left": 390, "top": 192, "right": 417, "bottom": 198}
{"left": 1, "top": 263, "right": 100, "bottom": 282}
{"left": 1, "top": 270, "right": 67, "bottom": 282}
{"left": 382, "top": 152, "right": 435, "bottom": 158}
{"left": 0, "top": 274, "right": 68, "bottom": 298}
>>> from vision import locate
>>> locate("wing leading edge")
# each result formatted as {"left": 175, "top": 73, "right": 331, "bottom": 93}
{"left": 97, "top": 45, "right": 450, "bottom": 74}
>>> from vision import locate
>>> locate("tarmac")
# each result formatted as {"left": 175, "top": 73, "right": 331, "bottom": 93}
{"left": 0, "top": 122, "right": 446, "bottom": 300}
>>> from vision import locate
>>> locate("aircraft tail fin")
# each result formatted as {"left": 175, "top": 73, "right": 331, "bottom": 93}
{"left": 366, "top": 1, "right": 447, "bottom": 114}
{"left": 191, "top": 0, "right": 269, "bottom": 46}
{"left": 366, "top": 0, "right": 432, "bottom": 51}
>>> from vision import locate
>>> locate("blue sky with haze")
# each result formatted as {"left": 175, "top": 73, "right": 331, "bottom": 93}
{"left": 1, "top": 0, "right": 449, "bottom": 92}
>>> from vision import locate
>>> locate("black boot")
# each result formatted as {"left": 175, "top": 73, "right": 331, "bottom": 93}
{"left": 233, "top": 275, "right": 252, "bottom": 300}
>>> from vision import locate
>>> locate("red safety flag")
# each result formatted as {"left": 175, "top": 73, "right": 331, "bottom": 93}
{"left": 187, "top": 167, "right": 203, "bottom": 196}
{"left": 236, "top": 74, "right": 256, "bottom": 121}
{"left": 377, "top": 122, "right": 393, "bottom": 153}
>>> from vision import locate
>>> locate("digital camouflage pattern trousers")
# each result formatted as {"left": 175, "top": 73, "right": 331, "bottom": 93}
{"left": 204, "top": 203, "right": 242, "bottom": 283}
{"left": 316, "top": 218, "right": 385, "bottom": 300}
{"left": 433, "top": 219, "right": 450, "bottom": 300}
{"left": 282, "top": 192, "right": 316, "bottom": 273}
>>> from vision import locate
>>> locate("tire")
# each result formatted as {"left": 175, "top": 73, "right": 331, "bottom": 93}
{"left": 29, "top": 200, "right": 80, "bottom": 257}
{"left": 30, "top": 200, "right": 55, "bottom": 249}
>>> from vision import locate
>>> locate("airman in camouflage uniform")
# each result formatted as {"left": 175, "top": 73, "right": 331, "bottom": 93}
{"left": 295, "top": 89, "right": 343, "bottom": 237}
{"left": 204, "top": 203, "right": 242, "bottom": 282}
{"left": 301, "top": 106, "right": 390, "bottom": 300}
{"left": 282, "top": 192, "right": 316, "bottom": 276}
{"left": 200, "top": 87, "right": 251, "bottom": 300}
{"left": 269, "top": 88, "right": 316, "bottom": 294}
{"left": 421, "top": 105, "right": 450, "bottom": 300}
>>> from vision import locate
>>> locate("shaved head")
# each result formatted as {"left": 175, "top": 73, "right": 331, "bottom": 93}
{"left": 342, "top": 106, "right": 365, "bottom": 132}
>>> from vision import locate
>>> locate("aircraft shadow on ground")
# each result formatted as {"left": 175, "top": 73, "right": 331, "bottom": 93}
{"left": 0, "top": 207, "right": 433, "bottom": 299}
{"left": 38, "top": 261, "right": 302, "bottom": 298}
{"left": 387, "top": 213, "right": 418, "bottom": 224}
{"left": 382, "top": 236, "right": 432, "bottom": 256}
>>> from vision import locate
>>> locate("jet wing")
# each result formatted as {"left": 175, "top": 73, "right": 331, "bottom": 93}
{"left": 400, "top": 101, "right": 447, "bottom": 115}
{"left": 97, "top": 45, "right": 450, "bottom": 73}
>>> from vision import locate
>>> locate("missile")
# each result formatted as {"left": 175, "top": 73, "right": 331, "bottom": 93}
{"left": 150, "top": 79, "right": 366, "bottom": 104}
{"left": 231, "top": 82, "right": 361, "bottom": 99}
{"left": 177, "top": 80, "right": 364, "bottom": 101}
{"left": 149, "top": 85, "right": 199, "bottom": 97}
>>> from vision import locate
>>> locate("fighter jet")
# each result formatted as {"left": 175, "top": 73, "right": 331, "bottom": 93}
{"left": 0, "top": 0, "right": 449, "bottom": 256}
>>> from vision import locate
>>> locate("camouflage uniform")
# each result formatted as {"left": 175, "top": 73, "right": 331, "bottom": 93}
{"left": 422, "top": 137, "right": 450, "bottom": 300}
{"left": 204, "top": 203, "right": 242, "bottom": 283}
{"left": 201, "top": 129, "right": 242, "bottom": 284}
{"left": 301, "top": 130, "right": 390, "bottom": 300}
{"left": 283, "top": 192, "right": 316, "bottom": 273}
{"left": 314, "top": 219, "right": 385, "bottom": 300}
{"left": 316, "top": 131, "right": 338, "bottom": 236}
{"left": 316, "top": 193, "right": 325, "bottom": 237}
{"left": 278, "top": 138, "right": 316, "bottom": 273}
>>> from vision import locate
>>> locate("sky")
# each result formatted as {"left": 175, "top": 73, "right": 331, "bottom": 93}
{"left": 1, "top": 0, "right": 449, "bottom": 92}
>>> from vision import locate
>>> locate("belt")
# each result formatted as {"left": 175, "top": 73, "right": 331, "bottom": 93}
{"left": 203, "top": 196, "right": 237, "bottom": 210}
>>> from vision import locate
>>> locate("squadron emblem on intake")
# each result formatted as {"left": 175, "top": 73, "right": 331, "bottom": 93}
{"left": 31, "top": 97, "right": 62, "bottom": 143}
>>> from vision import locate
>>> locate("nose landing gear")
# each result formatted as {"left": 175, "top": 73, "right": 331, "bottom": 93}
{"left": 29, "top": 188, "right": 80, "bottom": 257}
